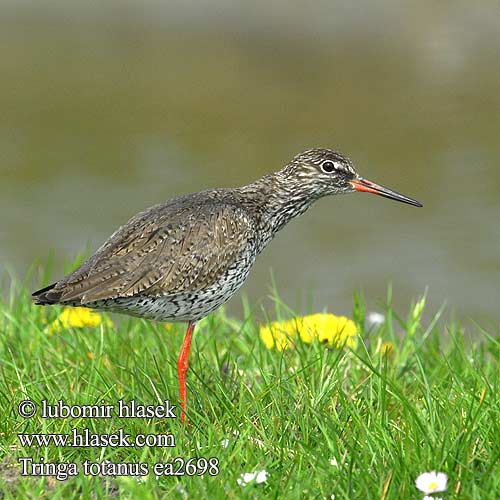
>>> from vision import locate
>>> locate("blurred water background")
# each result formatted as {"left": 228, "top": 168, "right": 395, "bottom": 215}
{"left": 1, "top": 1, "right": 499, "bottom": 325}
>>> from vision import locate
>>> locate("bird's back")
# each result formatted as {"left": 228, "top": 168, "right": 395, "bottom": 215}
{"left": 33, "top": 189, "right": 259, "bottom": 314}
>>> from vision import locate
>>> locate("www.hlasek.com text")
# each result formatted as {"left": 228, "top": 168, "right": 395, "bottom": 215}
{"left": 18, "top": 428, "right": 175, "bottom": 448}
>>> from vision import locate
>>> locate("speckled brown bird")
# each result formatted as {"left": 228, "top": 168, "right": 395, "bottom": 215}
{"left": 33, "top": 148, "right": 422, "bottom": 421}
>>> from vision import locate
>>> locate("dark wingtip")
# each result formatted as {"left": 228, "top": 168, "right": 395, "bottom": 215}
{"left": 32, "top": 282, "right": 61, "bottom": 305}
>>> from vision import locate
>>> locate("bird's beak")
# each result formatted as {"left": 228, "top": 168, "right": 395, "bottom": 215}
{"left": 350, "top": 177, "right": 423, "bottom": 207}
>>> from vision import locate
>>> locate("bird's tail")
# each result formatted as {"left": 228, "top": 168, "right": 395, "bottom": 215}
{"left": 32, "top": 283, "right": 63, "bottom": 305}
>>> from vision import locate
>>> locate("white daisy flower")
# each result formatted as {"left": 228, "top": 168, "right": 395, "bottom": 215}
{"left": 255, "top": 470, "right": 268, "bottom": 484}
{"left": 423, "top": 496, "right": 442, "bottom": 500}
{"left": 415, "top": 471, "right": 448, "bottom": 494}
{"left": 366, "top": 311, "right": 385, "bottom": 328}
{"left": 330, "top": 458, "right": 338, "bottom": 467}
{"left": 237, "top": 470, "right": 268, "bottom": 486}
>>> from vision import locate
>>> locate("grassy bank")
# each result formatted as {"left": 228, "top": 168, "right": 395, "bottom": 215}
{"left": 0, "top": 276, "right": 498, "bottom": 499}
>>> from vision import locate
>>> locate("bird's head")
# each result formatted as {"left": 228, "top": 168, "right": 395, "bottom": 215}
{"left": 284, "top": 148, "right": 422, "bottom": 207}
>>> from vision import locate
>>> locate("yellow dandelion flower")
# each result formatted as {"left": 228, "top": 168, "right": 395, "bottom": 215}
{"left": 260, "top": 313, "right": 357, "bottom": 351}
{"left": 87, "top": 352, "right": 95, "bottom": 360}
{"left": 259, "top": 319, "right": 297, "bottom": 351}
{"left": 380, "top": 341, "right": 394, "bottom": 357}
{"left": 48, "top": 307, "right": 113, "bottom": 334}
{"left": 298, "top": 314, "right": 357, "bottom": 348}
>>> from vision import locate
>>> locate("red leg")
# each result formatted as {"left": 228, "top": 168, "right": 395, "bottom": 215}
{"left": 177, "top": 321, "right": 196, "bottom": 423}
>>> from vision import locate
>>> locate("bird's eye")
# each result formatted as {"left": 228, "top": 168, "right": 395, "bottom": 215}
{"left": 321, "top": 161, "right": 336, "bottom": 173}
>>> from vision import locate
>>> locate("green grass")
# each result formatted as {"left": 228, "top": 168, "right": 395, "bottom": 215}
{"left": 0, "top": 272, "right": 498, "bottom": 499}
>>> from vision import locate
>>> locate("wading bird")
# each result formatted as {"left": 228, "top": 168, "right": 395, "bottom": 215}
{"left": 33, "top": 148, "right": 422, "bottom": 421}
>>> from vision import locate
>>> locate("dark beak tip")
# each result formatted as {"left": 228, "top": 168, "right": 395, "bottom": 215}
{"left": 407, "top": 200, "right": 423, "bottom": 208}
{"left": 402, "top": 197, "right": 424, "bottom": 208}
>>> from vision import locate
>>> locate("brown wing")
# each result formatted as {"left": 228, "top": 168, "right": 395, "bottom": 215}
{"left": 40, "top": 198, "right": 255, "bottom": 305}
